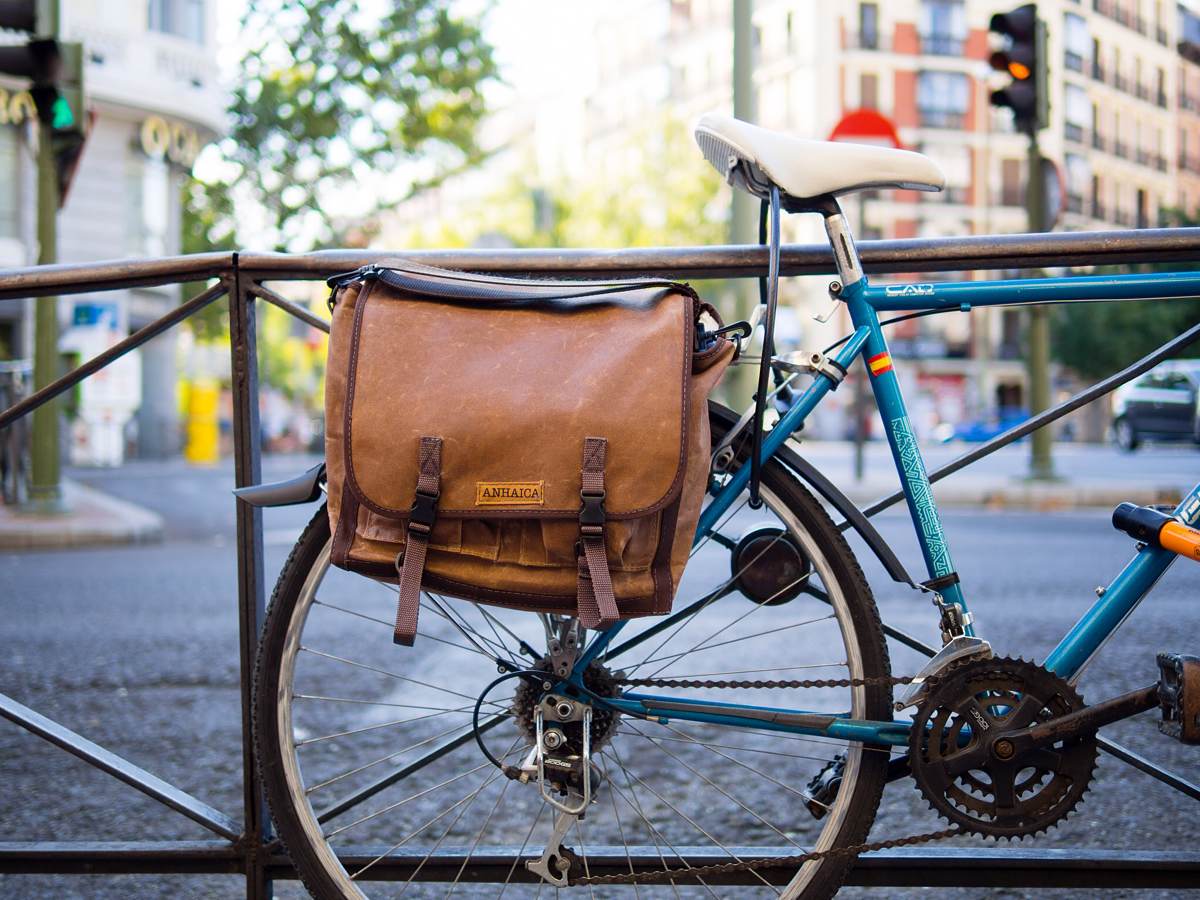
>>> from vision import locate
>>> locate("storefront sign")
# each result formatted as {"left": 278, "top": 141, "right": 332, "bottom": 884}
{"left": 139, "top": 115, "right": 201, "bottom": 168}
{"left": 0, "top": 88, "right": 38, "bottom": 126}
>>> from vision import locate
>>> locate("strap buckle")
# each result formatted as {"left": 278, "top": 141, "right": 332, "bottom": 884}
{"left": 409, "top": 488, "right": 439, "bottom": 535}
{"left": 579, "top": 489, "right": 606, "bottom": 537}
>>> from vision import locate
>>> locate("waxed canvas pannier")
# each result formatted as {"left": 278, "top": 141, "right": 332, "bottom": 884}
{"left": 323, "top": 261, "right": 736, "bottom": 644}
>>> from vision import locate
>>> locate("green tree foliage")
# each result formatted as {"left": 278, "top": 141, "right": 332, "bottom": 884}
{"left": 186, "top": 0, "right": 498, "bottom": 255}
{"left": 1052, "top": 211, "right": 1200, "bottom": 379}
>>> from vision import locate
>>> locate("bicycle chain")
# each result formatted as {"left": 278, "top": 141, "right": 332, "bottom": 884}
{"left": 568, "top": 672, "right": 936, "bottom": 887}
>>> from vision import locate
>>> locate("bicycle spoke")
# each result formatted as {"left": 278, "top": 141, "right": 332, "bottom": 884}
{"left": 619, "top": 526, "right": 795, "bottom": 677}
{"left": 392, "top": 739, "right": 522, "bottom": 894}
{"left": 297, "top": 704, "right": 477, "bottom": 748}
{"left": 612, "top": 729, "right": 851, "bottom": 766}
{"left": 610, "top": 749, "right": 781, "bottom": 894}
{"left": 324, "top": 761, "right": 493, "bottom": 841}
{"left": 625, "top": 719, "right": 810, "bottom": 853}
{"left": 602, "top": 747, "right": 716, "bottom": 899}
{"left": 447, "top": 758, "right": 517, "bottom": 895}
{"left": 306, "top": 719, "right": 493, "bottom": 795}
{"left": 636, "top": 610, "right": 834, "bottom": 674}
{"left": 299, "top": 646, "right": 506, "bottom": 708}
{"left": 498, "top": 798, "right": 548, "bottom": 898}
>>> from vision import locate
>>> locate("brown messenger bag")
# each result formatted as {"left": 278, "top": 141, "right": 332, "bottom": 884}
{"left": 323, "top": 261, "right": 736, "bottom": 645}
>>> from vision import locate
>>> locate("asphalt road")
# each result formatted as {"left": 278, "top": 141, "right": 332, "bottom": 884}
{"left": 0, "top": 451, "right": 1197, "bottom": 899}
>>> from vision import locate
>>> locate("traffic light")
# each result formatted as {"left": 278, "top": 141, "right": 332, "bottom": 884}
{"left": 988, "top": 4, "right": 1047, "bottom": 134}
{"left": 0, "top": 1, "right": 88, "bottom": 203}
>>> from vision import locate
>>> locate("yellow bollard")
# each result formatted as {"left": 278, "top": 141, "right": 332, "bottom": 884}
{"left": 184, "top": 378, "right": 220, "bottom": 465}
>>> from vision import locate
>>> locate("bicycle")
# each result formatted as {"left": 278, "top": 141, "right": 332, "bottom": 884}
{"left": 244, "top": 113, "right": 1200, "bottom": 898}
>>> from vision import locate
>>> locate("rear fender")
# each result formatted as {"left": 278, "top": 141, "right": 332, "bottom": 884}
{"left": 233, "top": 463, "right": 325, "bottom": 507}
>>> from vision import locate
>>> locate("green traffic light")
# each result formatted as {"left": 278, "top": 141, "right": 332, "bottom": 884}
{"left": 51, "top": 95, "right": 74, "bottom": 129}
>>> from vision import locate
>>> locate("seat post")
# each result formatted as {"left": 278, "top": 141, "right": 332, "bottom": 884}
{"left": 820, "top": 199, "right": 865, "bottom": 288}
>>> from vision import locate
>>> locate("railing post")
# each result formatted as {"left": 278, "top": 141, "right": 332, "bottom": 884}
{"left": 227, "top": 259, "right": 270, "bottom": 900}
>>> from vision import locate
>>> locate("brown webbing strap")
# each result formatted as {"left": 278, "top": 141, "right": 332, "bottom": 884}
{"left": 577, "top": 437, "right": 618, "bottom": 631}
{"left": 393, "top": 436, "right": 442, "bottom": 646}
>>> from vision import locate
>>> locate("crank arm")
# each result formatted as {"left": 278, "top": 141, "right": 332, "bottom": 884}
{"left": 1004, "top": 684, "right": 1159, "bottom": 754}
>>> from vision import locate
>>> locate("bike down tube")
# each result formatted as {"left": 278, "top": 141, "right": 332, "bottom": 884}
{"left": 1045, "top": 480, "right": 1200, "bottom": 681}
{"left": 574, "top": 325, "right": 873, "bottom": 671}
{"left": 849, "top": 278, "right": 970, "bottom": 627}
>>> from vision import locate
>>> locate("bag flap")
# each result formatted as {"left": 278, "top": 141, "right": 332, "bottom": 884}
{"left": 341, "top": 265, "right": 696, "bottom": 520}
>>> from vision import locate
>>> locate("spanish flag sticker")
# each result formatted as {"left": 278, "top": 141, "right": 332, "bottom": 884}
{"left": 867, "top": 352, "right": 893, "bottom": 377}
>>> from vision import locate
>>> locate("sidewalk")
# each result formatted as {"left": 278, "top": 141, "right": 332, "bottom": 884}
{"left": 0, "top": 479, "right": 164, "bottom": 551}
{"left": 796, "top": 440, "right": 1194, "bottom": 512}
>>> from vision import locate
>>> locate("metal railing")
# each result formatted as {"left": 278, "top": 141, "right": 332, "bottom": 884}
{"left": 2, "top": 228, "right": 1200, "bottom": 896}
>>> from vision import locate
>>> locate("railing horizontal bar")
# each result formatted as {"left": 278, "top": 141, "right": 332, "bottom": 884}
{"left": 250, "top": 283, "right": 331, "bottom": 333}
{"left": 236, "top": 227, "right": 1200, "bottom": 281}
{"left": 276, "top": 845, "right": 1200, "bottom": 887}
{"left": 0, "top": 282, "right": 227, "bottom": 432}
{"left": 1, "top": 228, "right": 1198, "bottom": 299}
{"left": 2, "top": 842, "right": 1195, "bottom": 886}
{"left": 0, "top": 694, "right": 241, "bottom": 841}
{"left": 0, "top": 841, "right": 242, "bottom": 875}
{"left": 0, "top": 252, "right": 234, "bottom": 301}
{"left": 855, "top": 318, "right": 1200, "bottom": 520}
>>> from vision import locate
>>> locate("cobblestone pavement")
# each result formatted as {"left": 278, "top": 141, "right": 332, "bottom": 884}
{"left": 1, "top": 453, "right": 1196, "bottom": 898}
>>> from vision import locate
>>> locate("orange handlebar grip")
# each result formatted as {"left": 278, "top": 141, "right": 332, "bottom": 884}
{"left": 1160, "top": 520, "right": 1200, "bottom": 562}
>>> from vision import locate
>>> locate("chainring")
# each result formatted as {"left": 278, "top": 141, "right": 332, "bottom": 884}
{"left": 909, "top": 656, "right": 1098, "bottom": 839}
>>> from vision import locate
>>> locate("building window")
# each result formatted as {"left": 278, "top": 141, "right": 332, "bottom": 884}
{"left": 1064, "top": 13, "right": 1088, "bottom": 72}
{"left": 916, "top": 70, "right": 968, "bottom": 128}
{"left": 860, "top": 72, "right": 878, "bottom": 109}
{"left": 1064, "top": 153, "right": 1090, "bottom": 213}
{"left": 126, "top": 151, "right": 170, "bottom": 257}
{"left": 1064, "top": 83, "right": 1090, "bottom": 143}
{"left": 1000, "top": 158, "right": 1023, "bottom": 206}
{"left": 858, "top": 3, "right": 879, "bottom": 50}
{"left": 0, "top": 128, "right": 20, "bottom": 240}
{"left": 148, "top": 0, "right": 205, "bottom": 44}
{"left": 920, "top": 0, "right": 965, "bottom": 55}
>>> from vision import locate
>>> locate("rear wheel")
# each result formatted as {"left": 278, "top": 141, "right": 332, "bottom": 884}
{"left": 254, "top": 404, "right": 891, "bottom": 898}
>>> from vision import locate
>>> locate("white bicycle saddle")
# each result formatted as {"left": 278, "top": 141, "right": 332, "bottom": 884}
{"left": 695, "top": 112, "right": 946, "bottom": 203}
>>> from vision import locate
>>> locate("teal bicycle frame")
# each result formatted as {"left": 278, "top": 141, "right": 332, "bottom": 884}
{"left": 566, "top": 240, "right": 1200, "bottom": 748}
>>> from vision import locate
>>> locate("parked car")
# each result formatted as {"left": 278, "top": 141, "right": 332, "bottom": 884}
{"left": 935, "top": 406, "right": 1029, "bottom": 443}
{"left": 1111, "top": 360, "right": 1200, "bottom": 451}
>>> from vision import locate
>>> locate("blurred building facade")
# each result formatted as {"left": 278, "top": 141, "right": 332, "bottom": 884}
{"left": 0, "top": 0, "right": 222, "bottom": 461}
{"left": 384, "top": 0, "right": 1200, "bottom": 439}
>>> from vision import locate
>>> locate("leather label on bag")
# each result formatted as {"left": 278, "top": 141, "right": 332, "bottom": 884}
{"left": 475, "top": 481, "right": 545, "bottom": 506}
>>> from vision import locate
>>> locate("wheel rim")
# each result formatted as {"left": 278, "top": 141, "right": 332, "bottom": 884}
{"left": 270, "top": 485, "right": 881, "bottom": 897}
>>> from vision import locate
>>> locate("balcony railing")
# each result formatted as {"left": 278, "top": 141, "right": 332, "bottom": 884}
{"left": 1066, "top": 193, "right": 1085, "bottom": 213}
{"left": 1064, "top": 51, "right": 1084, "bottom": 73}
{"left": 918, "top": 110, "right": 966, "bottom": 129}
{"left": 1065, "top": 122, "right": 1086, "bottom": 144}
{"left": 1092, "top": 61, "right": 1106, "bottom": 81}
{"left": 1093, "top": 132, "right": 1107, "bottom": 151}
{"left": 845, "top": 31, "right": 886, "bottom": 51}
{"left": 1158, "top": 26, "right": 1170, "bottom": 45}
{"left": 919, "top": 32, "right": 964, "bottom": 56}
{"left": 1114, "top": 140, "right": 1130, "bottom": 158}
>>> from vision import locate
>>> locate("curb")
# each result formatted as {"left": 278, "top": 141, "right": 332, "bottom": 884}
{"left": 0, "top": 480, "right": 164, "bottom": 551}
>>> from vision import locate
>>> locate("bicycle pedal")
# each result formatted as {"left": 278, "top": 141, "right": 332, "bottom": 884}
{"left": 1157, "top": 652, "right": 1200, "bottom": 744}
